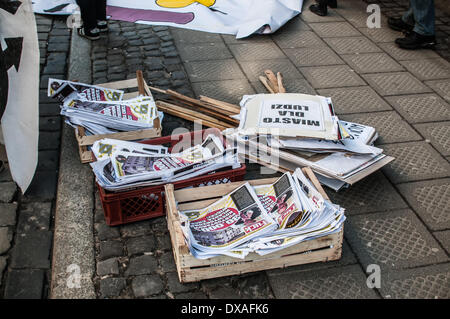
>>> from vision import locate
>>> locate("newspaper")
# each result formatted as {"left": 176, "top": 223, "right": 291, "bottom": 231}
{"left": 92, "top": 138, "right": 168, "bottom": 161}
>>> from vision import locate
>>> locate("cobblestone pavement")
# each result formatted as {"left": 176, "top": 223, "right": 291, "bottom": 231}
{"left": 84, "top": 0, "right": 450, "bottom": 299}
{"left": 0, "top": 15, "right": 69, "bottom": 298}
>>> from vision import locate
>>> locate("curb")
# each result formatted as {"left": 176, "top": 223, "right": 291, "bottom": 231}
{"left": 50, "top": 30, "right": 96, "bottom": 299}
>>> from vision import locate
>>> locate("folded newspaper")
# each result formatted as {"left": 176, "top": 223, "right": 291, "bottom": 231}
{"left": 178, "top": 168, "right": 345, "bottom": 259}
{"left": 92, "top": 133, "right": 241, "bottom": 192}
{"left": 48, "top": 79, "right": 163, "bottom": 135}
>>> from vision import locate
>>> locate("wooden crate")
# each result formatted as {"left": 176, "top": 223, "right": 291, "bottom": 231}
{"left": 74, "top": 71, "right": 162, "bottom": 163}
{"left": 164, "top": 167, "right": 344, "bottom": 283}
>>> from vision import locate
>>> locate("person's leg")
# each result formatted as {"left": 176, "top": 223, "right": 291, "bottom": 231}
{"left": 410, "top": 0, "right": 435, "bottom": 36}
{"left": 76, "top": 0, "right": 100, "bottom": 39}
{"left": 95, "top": 0, "right": 108, "bottom": 32}
{"left": 388, "top": 0, "right": 415, "bottom": 32}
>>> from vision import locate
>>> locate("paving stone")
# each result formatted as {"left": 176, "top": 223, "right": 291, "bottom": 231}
{"left": 0, "top": 256, "right": 6, "bottom": 279}
{"left": 97, "top": 258, "right": 120, "bottom": 276}
{"left": 39, "top": 116, "right": 61, "bottom": 132}
{"left": 221, "top": 33, "right": 273, "bottom": 45}
{"left": 240, "top": 59, "right": 303, "bottom": 82}
{"left": 175, "top": 291, "right": 208, "bottom": 299}
{"left": 434, "top": 231, "right": 450, "bottom": 254}
{"left": 0, "top": 182, "right": 16, "bottom": 203}
{"left": 342, "top": 52, "right": 404, "bottom": 74}
{"left": 159, "top": 251, "right": 176, "bottom": 272}
{"left": 17, "top": 202, "right": 52, "bottom": 232}
{"left": 359, "top": 26, "right": 403, "bottom": 43}
{"left": 23, "top": 171, "right": 57, "bottom": 202}
{"left": 156, "top": 233, "right": 172, "bottom": 251}
{"left": 317, "top": 86, "right": 392, "bottom": 114}
{"left": 378, "top": 42, "right": 441, "bottom": 61}
{"left": 272, "top": 30, "right": 327, "bottom": 49}
{"left": 323, "top": 36, "right": 382, "bottom": 54}
{"left": 39, "top": 131, "right": 60, "bottom": 150}
{"left": 0, "top": 163, "right": 12, "bottom": 182}
{"left": 228, "top": 42, "right": 285, "bottom": 62}
{"left": 125, "top": 255, "right": 158, "bottom": 276}
{"left": 362, "top": 72, "right": 432, "bottom": 96}
{"left": 276, "top": 16, "right": 311, "bottom": 33}
{"left": 171, "top": 28, "right": 223, "bottom": 44}
{"left": 166, "top": 272, "right": 199, "bottom": 294}
{"left": 299, "top": 65, "right": 365, "bottom": 89}
{"left": 340, "top": 111, "right": 422, "bottom": 144}
{"left": 184, "top": 59, "right": 245, "bottom": 82}
{"left": 268, "top": 265, "right": 379, "bottom": 299}
{"left": 99, "top": 240, "right": 123, "bottom": 260}
{"left": 400, "top": 58, "right": 450, "bottom": 81}
{"left": 99, "top": 277, "right": 126, "bottom": 298}
{"left": 300, "top": 6, "right": 345, "bottom": 23}
{"left": 208, "top": 286, "right": 242, "bottom": 299}
{"left": 4, "top": 269, "right": 44, "bottom": 299}
{"left": 310, "top": 22, "right": 361, "bottom": 37}
{"left": 345, "top": 209, "right": 448, "bottom": 270}
{"left": 47, "top": 41, "right": 70, "bottom": 52}
{"left": 379, "top": 264, "right": 450, "bottom": 299}
{"left": 132, "top": 275, "right": 164, "bottom": 297}
{"left": 178, "top": 42, "right": 232, "bottom": 62}
{"left": 327, "top": 171, "right": 407, "bottom": 215}
{"left": 284, "top": 47, "right": 344, "bottom": 67}
{"left": 191, "top": 79, "right": 254, "bottom": 105}
{"left": 10, "top": 231, "right": 52, "bottom": 268}
{"left": 0, "top": 203, "right": 17, "bottom": 226}
{"left": 119, "top": 220, "right": 152, "bottom": 238}
{"left": 235, "top": 273, "right": 274, "bottom": 298}
{"left": 425, "top": 79, "right": 450, "bottom": 103}
{"left": 386, "top": 94, "right": 450, "bottom": 123}
{"left": 397, "top": 179, "right": 450, "bottom": 231}
{"left": 95, "top": 223, "right": 121, "bottom": 241}
{"left": 251, "top": 78, "right": 316, "bottom": 95}
{"left": 336, "top": 5, "right": 385, "bottom": 28}
{"left": 0, "top": 227, "right": 12, "bottom": 254}
{"left": 382, "top": 142, "right": 450, "bottom": 183}
{"left": 415, "top": 122, "right": 450, "bottom": 156}
{"left": 126, "top": 235, "right": 157, "bottom": 256}
{"left": 38, "top": 150, "right": 59, "bottom": 171}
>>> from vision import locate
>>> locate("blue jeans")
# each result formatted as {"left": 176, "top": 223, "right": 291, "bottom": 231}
{"left": 402, "top": 0, "right": 435, "bottom": 36}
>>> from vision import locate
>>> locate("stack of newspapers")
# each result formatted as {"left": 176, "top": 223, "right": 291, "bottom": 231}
{"left": 47, "top": 79, "right": 163, "bottom": 135}
{"left": 226, "top": 93, "right": 394, "bottom": 191}
{"left": 90, "top": 133, "right": 241, "bottom": 192}
{"left": 178, "top": 168, "right": 345, "bottom": 259}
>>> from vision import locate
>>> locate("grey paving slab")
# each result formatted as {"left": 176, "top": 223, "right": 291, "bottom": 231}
{"left": 300, "top": 65, "right": 365, "bottom": 89}
{"left": 300, "top": 5, "right": 346, "bottom": 23}
{"left": 400, "top": 58, "right": 450, "bottom": 81}
{"left": 170, "top": 28, "right": 223, "bottom": 44}
{"left": 0, "top": 203, "right": 17, "bottom": 226}
{"left": 415, "top": 122, "right": 450, "bottom": 156}
{"left": 327, "top": 171, "right": 408, "bottom": 215}
{"left": 268, "top": 264, "right": 379, "bottom": 299}
{"left": 309, "top": 22, "right": 362, "bottom": 37}
{"left": 342, "top": 52, "right": 404, "bottom": 74}
{"left": 191, "top": 79, "right": 254, "bottom": 105}
{"left": 272, "top": 30, "right": 327, "bottom": 49}
{"left": 379, "top": 42, "right": 441, "bottom": 61}
{"left": 382, "top": 142, "right": 450, "bottom": 184}
{"left": 251, "top": 78, "right": 316, "bottom": 95}
{"left": 239, "top": 59, "right": 303, "bottom": 82}
{"left": 397, "top": 178, "right": 450, "bottom": 231}
{"left": 386, "top": 94, "right": 450, "bottom": 124}
{"left": 434, "top": 231, "right": 450, "bottom": 254}
{"left": 228, "top": 42, "right": 285, "bottom": 62}
{"left": 10, "top": 231, "right": 52, "bottom": 268}
{"left": 359, "top": 27, "right": 402, "bottom": 43}
{"left": 318, "top": 86, "right": 392, "bottom": 114}
{"left": 323, "top": 36, "right": 382, "bottom": 54}
{"left": 425, "top": 79, "right": 450, "bottom": 103}
{"left": 177, "top": 42, "right": 233, "bottom": 62}
{"left": 340, "top": 111, "right": 422, "bottom": 144}
{"left": 221, "top": 34, "right": 273, "bottom": 45}
{"left": 362, "top": 72, "right": 432, "bottom": 96}
{"left": 274, "top": 16, "right": 311, "bottom": 33}
{"left": 4, "top": 269, "right": 45, "bottom": 299}
{"left": 183, "top": 59, "right": 245, "bottom": 82}
{"left": 379, "top": 264, "right": 450, "bottom": 299}
{"left": 345, "top": 209, "right": 448, "bottom": 270}
{"left": 284, "top": 47, "right": 344, "bottom": 67}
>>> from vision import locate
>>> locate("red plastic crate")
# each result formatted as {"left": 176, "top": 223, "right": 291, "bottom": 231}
{"left": 97, "top": 128, "right": 246, "bottom": 226}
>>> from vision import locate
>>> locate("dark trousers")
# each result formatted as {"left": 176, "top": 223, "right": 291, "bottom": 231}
{"left": 76, "top": 0, "right": 107, "bottom": 30}
{"left": 402, "top": 0, "right": 435, "bottom": 36}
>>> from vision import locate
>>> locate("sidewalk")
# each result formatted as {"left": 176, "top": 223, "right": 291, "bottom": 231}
{"left": 50, "top": 0, "right": 449, "bottom": 299}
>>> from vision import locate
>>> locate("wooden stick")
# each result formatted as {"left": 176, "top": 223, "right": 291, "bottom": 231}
{"left": 277, "top": 72, "right": 286, "bottom": 93}
{"left": 198, "top": 96, "right": 241, "bottom": 115}
{"left": 259, "top": 76, "right": 275, "bottom": 93}
{"left": 136, "top": 70, "right": 146, "bottom": 95}
{"left": 264, "top": 70, "right": 279, "bottom": 92}
{"left": 147, "top": 85, "right": 168, "bottom": 94}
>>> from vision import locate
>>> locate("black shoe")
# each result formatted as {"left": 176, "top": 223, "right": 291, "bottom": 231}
{"left": 97, "top": 20, "right": 108, "bottom": 32}
{"left": 310, "top": 1, "right": 327, "bottom": 16}
{"left": 78, "top": 27, "right": 100, "bottom": 40}
{"left": 328, "top": 0, "right": 337, "bottom": 8}
{"left": 388, "top": 17, "right": 414, "bottom": 32}
{"left": 395, "top": 31, "right": 436, "bottom": 50}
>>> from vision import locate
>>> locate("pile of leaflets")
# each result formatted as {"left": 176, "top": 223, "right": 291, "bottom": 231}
{"left": 47, "top": 79, "right": 163, "bottom": 135}
{"left": 226, "top": 93, "right": 394, "bottom": 191}
{"left": 178, "top": 168, "right": 345, "bottom": 259}
{"left": 91, "top": 133, "right": 241, "bottom": 192}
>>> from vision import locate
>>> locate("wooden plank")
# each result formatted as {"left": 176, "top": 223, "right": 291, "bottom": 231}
{"left": 97, "top": 78, "right": 138, "bottom": 90}
{"left": 264, "top": 70, "right": 279, "bottom": 93}
{"left": 277, "top": 72, "right": 286, "bottom": 93}
{"left": 136, "top": 70, "right": 146, "bottom": 95}
{"left": 259, "top": 76, "right": 275, "bottom": 93}
{"left": 198, "top": 96, "right": 241, "bottom": 115}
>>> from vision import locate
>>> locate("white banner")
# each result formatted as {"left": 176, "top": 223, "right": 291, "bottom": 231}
{"left": 32, "top": 0, "right": 303, "bottom": 38}
{"left": 0, "top": 0, "right": 39, "bottom": 193}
